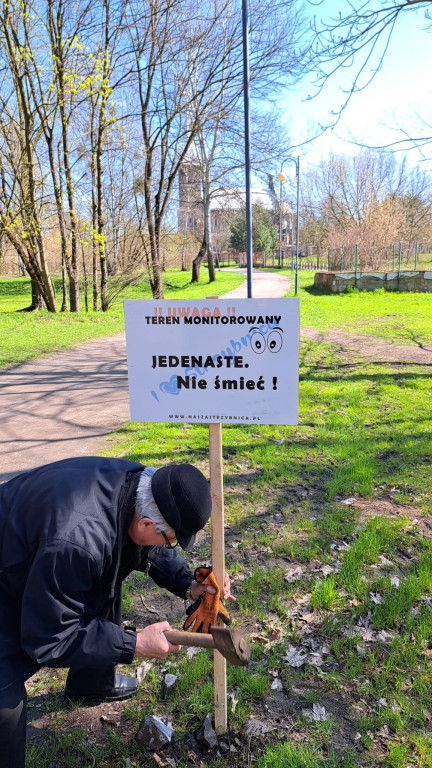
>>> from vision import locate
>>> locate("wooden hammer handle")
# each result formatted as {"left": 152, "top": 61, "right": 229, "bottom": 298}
{"left": 164, "top": 629, "right": 216, "bottom": 649}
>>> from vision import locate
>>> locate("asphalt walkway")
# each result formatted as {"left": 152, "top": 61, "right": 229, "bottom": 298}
{"left": 0, "top": 270, "right": 291, "bottom": 482}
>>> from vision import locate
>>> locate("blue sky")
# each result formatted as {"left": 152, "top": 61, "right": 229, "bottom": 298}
{"left": 278, "top": 1, "right": 432, "bottom": 173}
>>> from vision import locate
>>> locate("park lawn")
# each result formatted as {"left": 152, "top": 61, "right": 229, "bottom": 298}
{"left": 26, "top": 335, "right": 432, "bottom": 767}
{"left": 103, "top": 344, "right": 432, "bottom": 768}
{"left": 279, "top": 269, "right": 432, "bottom": 347}
{"left": 6, "top": 264, "right": 431, "bottom": 766}
{"left": 0, "top": 270, "right": 244, "bottom": 368}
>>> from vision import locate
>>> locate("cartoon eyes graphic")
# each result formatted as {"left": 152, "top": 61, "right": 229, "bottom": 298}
{"left": 249, "top": 327, "right": 283, "bottom": 354}
{"left": 267, "top": 329, "right": 283, "bottom": 353}
{"left": 250, "top": 329, "right": 266, "bottom": 354}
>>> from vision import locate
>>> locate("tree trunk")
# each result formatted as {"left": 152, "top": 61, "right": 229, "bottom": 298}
{"left": 82, "top": 243, "right": 88, "bottom": 312}
{"left": 147, "top": 208, "right": 163, "bottom": 299}
{"left": 203, "top": 182, "right": 215, "bottom": 282}
{"left": 191, "top": 234, "right": 207, "bottom": 283}
{"left": 61, "top": 249, "right": 68, "bottom": 312}
{"left": 57, "top": 74, "right": 80, "bottom": 311}
{"left": 30, "top": 278, "right": 44, "bottom": 310}
{"left": 97, "top": 0, "right": 110, "bottom": 311}
{"left": 150, "top": 249, "right": 163, "bottom": 298}
{"left": 92, "top": 234, "right": 99, "bottom": 311}
{"left": 90, "top": 107, "right": 99, "bottom": 312}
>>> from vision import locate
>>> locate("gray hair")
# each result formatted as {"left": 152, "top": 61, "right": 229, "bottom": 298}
{"left": 135, "top": 466, "right": 172, "bottom": 534}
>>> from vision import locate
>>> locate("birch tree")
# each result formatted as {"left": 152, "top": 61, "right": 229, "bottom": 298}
{"left": 0, "top": 0, "right": 57, "bottom": 311}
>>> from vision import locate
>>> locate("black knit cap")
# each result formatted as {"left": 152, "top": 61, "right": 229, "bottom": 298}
{"left": 151, "top": 464, "right": 212, "bottom": 550}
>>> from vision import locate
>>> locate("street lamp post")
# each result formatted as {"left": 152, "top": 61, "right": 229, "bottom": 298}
{"left": 242, "top": 0, "right": 253, "bottom": 298}
{"left": 277, "top": 172, "right": 285, "bottom": 268}
{"left": 279, "top": 156, "right": 300, "bottom": 295}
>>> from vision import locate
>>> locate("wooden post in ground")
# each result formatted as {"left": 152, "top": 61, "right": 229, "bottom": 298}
{"left": 208, "top": 421, "right": 227, "bottom": 734}
{"left": 206, "top": 294, "right": 227, "bottom": 735}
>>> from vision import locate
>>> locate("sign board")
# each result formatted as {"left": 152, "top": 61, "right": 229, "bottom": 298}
{"left": 124, "top": 298, "right": 299, "bottom": 425}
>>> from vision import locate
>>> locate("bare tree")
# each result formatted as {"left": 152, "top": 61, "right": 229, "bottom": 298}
{"left": 124, "top": 0, "right": 243, "bottom": 297}
{"left": 300, "top": 150, "right": 432, "bottom": 267}
{"left": 0, "top": 0, "right": 310, "bottom": 309}
{"left": 0, "top": 1, "right": 57, "bottom": 311}
{"left": 184, "top": 0, "right": 306, "bottom": 283}
{"left": 306, "top": 0, "right": 432, "bottom": 152}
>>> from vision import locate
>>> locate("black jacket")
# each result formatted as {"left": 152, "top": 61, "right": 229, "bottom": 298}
{"left": 0, "top": 456, "right": 193, "bottom": 682}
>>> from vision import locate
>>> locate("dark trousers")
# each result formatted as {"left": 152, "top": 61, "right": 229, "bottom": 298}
{"left": 0, "top": 682, "right": 27, "bottom": 768}
{"left": 0, "top": 587, "right": 122, "bottom": 768}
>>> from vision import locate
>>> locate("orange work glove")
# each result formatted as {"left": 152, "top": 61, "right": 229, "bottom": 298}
{"left": 183, "top": 566, "right": 231, "bottom": 633}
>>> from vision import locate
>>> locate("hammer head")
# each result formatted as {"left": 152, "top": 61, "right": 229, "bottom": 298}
{"left": 210, "top": 626, "right": 251, "bottom": 666}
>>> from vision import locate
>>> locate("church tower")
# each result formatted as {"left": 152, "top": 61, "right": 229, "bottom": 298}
{"left": 177, "top": 144, "right": 203, "bottom": 233}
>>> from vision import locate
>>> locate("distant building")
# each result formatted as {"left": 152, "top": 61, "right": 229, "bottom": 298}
{"left": 178, "top": 155, "right": 292, "bottom": 254}
{"left": 177, "top": 158, "right": 203, "bottom": 235}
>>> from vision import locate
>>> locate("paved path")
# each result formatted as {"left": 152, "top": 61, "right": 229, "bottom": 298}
{"left": 219, "top": 268, "right": 291, "bottom": 298}
{"left": 0, "top": 271, "right": 290, "bottom": 482}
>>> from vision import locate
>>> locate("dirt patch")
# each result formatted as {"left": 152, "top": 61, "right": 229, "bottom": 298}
{"left": 347, "top": 496, "right": 432, "bottom": 538}
{"left": 301, "top": 328, "right": 432, "bottom": 366}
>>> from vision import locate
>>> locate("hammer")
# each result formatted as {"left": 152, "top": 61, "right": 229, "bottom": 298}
{"left": 164, "top": 626, "right": 251, "bottom": 666}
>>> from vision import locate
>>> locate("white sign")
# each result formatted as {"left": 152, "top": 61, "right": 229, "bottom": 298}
{"left": 124, "top": 298, "right": 299, "bottom": 425}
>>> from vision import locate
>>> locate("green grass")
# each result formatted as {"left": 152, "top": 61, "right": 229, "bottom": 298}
{"left": 87, "top": 336, "right": 431, "bottom": 765}
{"left": 3, "top": 269, "right": 431, "bottom": 368}
{"left": 17, "top": 264, "right": 432, "bottom": 767}
{"left": 0, "top": 270, "right": 244, "bottom": 368}
{"left": 256, "top": 742, "right": 348, "bottom": 768}
{"left": 102, "top": 342, "right": 432, "bottom": 512}
{"left": 310, "top": 574, "right": 339, "bottom": 610}
{"left": 278, "top": 268, "right": 432, "bottom": 346}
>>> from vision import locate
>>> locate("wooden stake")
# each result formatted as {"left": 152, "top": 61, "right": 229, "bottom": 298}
{"left": 206, "top": 296, "right": 227, "bottom": 735}
{"left": 209, "top": 421, "right": 227, "bottom": 735}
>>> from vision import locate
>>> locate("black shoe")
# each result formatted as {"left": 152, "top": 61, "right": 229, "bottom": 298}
{"left": 64, "top": 674, "right": 139, "bottom": 705}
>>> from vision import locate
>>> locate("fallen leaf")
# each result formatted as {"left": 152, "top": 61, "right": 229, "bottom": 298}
{"left": 151, "top": 754, "right": 177, "bottom": 767}
{"left": 284, "top": 565, "right": 305, "bottom": 583}
{"left": 100, "top": 715, "right": 119, "bottom": 726}
{"left": 283, "top": 644, "right": 307, "bottom": 667}
{"left": 370, "top": 592, "right": 383, "bottom": 604}
{"left": 299, "top": 612, "right": 317, "bottom": 624}
{"left": 309, "top": 639, "right": 330, "bottom": 655}
{"left": 303, "top": 703, "right": 327, "bottom": 721}
{"left": 379, "top": 555, "right": 393, "bottom": 567}
{"left": 248, "top": 633, "right": 267, "bottom": 644}
{"left": 228, "top": 692, "right": 238, "bottom": 713}
{"left": 342, "top": 683, "right": 356, "bottom": 692}
{"left": 320, "top": 564, "right": 335, "bottom": 577}
{"left": 136, "top": 661, "right": 152, "bottom": 682}
{"left": 186, "top": 647, "right": 201, "bottom": 658}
